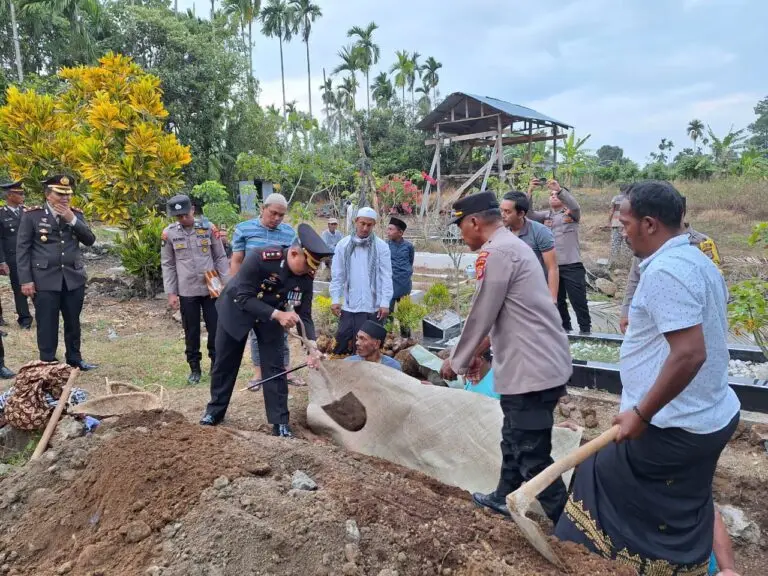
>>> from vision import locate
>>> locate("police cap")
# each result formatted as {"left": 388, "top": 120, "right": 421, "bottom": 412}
{"left": 42, "top": 174, "right": 75, "bottom": 195}
{"left": 359, "top": 320, "right": 387, "bottom": 343}
{"left": 0, "top": 181, "right": 24, "bottom": 194}
{"left": 450, "top": 192, "right": 499, "bottom": 225}
{"left": 167, "top": 194, "right": 192, "bottom": 217}
{"left": 297, "top": 223, "right": 334, "bottom": 272}
{"left": 389, "top": 216, "right": 407, "bottom": 232}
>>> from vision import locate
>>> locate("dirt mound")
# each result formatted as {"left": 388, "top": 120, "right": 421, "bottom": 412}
{"left": 0, "top": 411, "right": 632, "bottom": 576}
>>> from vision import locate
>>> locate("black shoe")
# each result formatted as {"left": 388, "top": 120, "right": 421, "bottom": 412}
{"left": 272, "top": 424, "right": 293, "bottom": 438}
{"left": 199, "top": 414, "right": 219, "bottom": 426}
{"left": 0, "top": 366, "right": 15, "bottom": 379}
{"left": 579, "top": 330, "right": 592, "bottom": 336}
{"left": 19, "top": 322, "right": 32, "bottom": 330}
{"left": 188, "top": 364, "right": 202, "bottom": 385}
{"left": 472, "top": 492, "right": 511, "bottom": 518}
{"left": 69, "top": 360, "right": 98, "bottom": 371}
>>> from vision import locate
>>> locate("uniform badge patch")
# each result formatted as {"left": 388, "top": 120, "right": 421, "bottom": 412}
{"left": 475, "top": 251, "right": 489, "bottom": 280}
{"left": 262, "top": 249, "right": 282, "bottom": 261}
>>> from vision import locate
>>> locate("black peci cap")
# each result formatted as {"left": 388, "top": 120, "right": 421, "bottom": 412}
{"left": 450, "top": 192, "right": 499, "bottom": 225}
{"left": 359, "top": 320, "right": 387, "bottom": 343}
{"left": 167, "top": 194, "right": 192, "bottom": 217}
{"left": 297, "top": 223, "right": 334, "bottom": 272}
{"left": 389, "top": 216, "right": 407, "bottom": 232}
{"left": 0, "top": 181, "right": 24, "bottom": 193}
{"left": 42, "top": 174, "right": 75, "bottom": 194}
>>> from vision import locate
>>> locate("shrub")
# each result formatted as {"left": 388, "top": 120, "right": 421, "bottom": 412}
{"left": 114, "top": 214, "right": 167, "bottom": 297}
{"left": 728, "top": 279, "right": 768, "bottom": 357}
{"left": 423, "top": 283, "right": 451, "bottom": 312}
{"left": 191, "top": 180, "right": 230, "bottom": 205}
{"left": 393, "top": 296, "right": 427, "bottom": 334}
{"left": 313, "top": 294, "right": 338, "bottom": 336}
{"left": 204, "top": 201, "right": 240, "bottom": 230}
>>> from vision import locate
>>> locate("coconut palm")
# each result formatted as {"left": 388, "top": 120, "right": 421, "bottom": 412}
{"left": 421, "top": 56, "right": 442, "bottom": 104}
{"left": 260, "top": 0, "right": 295, "bottom": 119}
{"left": 347, "top": 21, "right": 379, "bottom": 114}
{"left": 687, "top": 119, "right": 705, "bottom": 153}
{"left": 290, "top": 0, "right": 321, "bottom": 119}
{"left": 389, "top": 50, "right": 412, "bottom": 104}
{"left": 371, "top": 72, "right": 394, "bottom": 108}
{"left": 223, "top": 0, "right": 261, "bottom": 94}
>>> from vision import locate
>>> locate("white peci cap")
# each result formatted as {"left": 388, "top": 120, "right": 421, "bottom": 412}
{"left": 356, "top": 207, "right": 377, "bottom": 220}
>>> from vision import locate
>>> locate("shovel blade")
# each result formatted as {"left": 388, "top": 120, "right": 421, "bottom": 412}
{"left": 321, "top": 391, "right": 367, "bottom": 432}
{"left": 509, "top": 511, "right": 564, "bottom": 569}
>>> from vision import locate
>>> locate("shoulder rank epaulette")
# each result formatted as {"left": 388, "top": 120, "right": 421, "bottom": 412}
{"left": 262, "top": 248, "right": 283, "bottom": 261}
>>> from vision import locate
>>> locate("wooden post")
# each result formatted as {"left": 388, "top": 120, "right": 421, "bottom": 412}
{"left": 419, "top": 144, "right": 440, "bottom": 218}
{"left": 31, "top": 369, "right": 80, "bottom": 460}
{"left": 464, "top": 98, "right": 469, "bottom": 118}
{"left": 552, "top": 126, "right": 558, "bottom": 178}
{"left": 480, "top": 145, "right": 497, "bottom": 193}
{"left": 451, "top": 107, "right": 455, "bottom": 122}
{"left": 435, "top": 129, "right": 442, "bottom": 215}
{"left": 496, "top": 115, "right": 505, "bottom": 184}
{"left": 527, "top": 122, "right": 533, "bottom": 163}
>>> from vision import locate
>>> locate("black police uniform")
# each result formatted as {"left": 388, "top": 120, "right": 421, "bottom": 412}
{"left": 16, "top": 176, "right": 97, "bottom": 368}
{"left": 202, "top": 224, "right": 332, "bottom": 435}
{"left": 0, "top": 181, "right": 32, "bottom": 328}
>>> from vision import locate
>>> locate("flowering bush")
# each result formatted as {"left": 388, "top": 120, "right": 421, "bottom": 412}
{"left": 377, "top": 174, "right": 422, "bottom": 215}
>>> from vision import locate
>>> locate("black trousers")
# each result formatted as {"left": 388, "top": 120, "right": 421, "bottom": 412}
{"left": 8, "top": 260, "right": 31, "bottom": 326}
{"left": 332, "top": 310, "right": 377, "bottom": 355}
{"left": 34, "top": 283, "right": 85, "bottom": 364}
{"left": 557, "top": 262, "right": 591, "bottom": 333}
{"left": 179, "top": 295, "right": 218, "bottom": 366}
{"left": 206, "top": 320, "right": 289, "bottom": 424}
{"left": 496, "top": 385, "right": 567, "bottom": 524}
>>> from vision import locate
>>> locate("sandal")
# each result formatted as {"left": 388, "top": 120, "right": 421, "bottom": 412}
{"left": 287, "top": 375, "right": 307, "bottom": 387}
{"left": 246, "top": 379, "right": 262, "bottom": 392}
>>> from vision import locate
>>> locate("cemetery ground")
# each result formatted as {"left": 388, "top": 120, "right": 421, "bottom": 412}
{"left": 0, "top": 200, "right": 764, "bottom": 575}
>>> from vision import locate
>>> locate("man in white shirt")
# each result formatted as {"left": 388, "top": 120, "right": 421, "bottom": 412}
{"left": 556, "top": 180, "right": 740, "bottom": 574}
{"left": 330, "top": 207, "right": 393, "bottom": 355}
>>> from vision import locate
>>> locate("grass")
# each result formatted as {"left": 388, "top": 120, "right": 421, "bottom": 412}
{"left": 4, "top": 434, "right": 41, "bottom": 467}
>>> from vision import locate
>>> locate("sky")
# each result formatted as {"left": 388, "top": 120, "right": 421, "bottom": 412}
{"left": 178, "top": 0, "right": 767, "bottom": 163}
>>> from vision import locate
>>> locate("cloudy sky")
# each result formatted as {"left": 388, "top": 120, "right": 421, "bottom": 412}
{"left": 178, "top": 0, "right": 766, "bottom": 162}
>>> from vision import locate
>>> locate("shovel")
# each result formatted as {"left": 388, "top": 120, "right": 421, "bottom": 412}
{"left": 505, "top": 424, "right": 620, "bottom": 568}
{"left": 290, "top": 317, "right": 367, "bottom": 432}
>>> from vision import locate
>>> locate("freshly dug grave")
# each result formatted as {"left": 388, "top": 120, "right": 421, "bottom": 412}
{"left": 0, "top": 411, "right": 632, "bottom": 576}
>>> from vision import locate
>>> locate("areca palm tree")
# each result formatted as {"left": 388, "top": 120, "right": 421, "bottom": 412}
{"left": 687, "top": 119, "right": 705, "bottom": 153}
{"left": 9, "top": 0, "right": 24, "bottom": 81}
{"left": 421, "top": 56, "right": 442, "bottom": 104}
{"left": 347, "top": 21, "right": 379, "bottom": 114}
{"left": 260, "top": 0, "right": 295, "bottom": 119}
{"left": 333, "top": 44, "right": 361, "bottom": 85}
{"left": 408, "top": 51, "right": 421, "bottom": 105}
{"left": 290, "top": 0, "right": 321, "bottom": 119}
{"left": 223, "top": 0, "right": 261, "bottom": 95}
{"left": 338, "top": 75, "right": 358, "bottom": 112}
{"left": 21, "top": 0, "right": 103, "bottom": 59}
{"left": 371, "top": 72, "right": 394, "bottom": 108}
{"left": 389, "top": 50, "right": 412, "bottom": 104}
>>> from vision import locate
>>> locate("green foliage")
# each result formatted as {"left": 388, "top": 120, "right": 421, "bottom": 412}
{"left": 288, "top": 201, "right": 314, "bottom": 224}
{"left": 204, "top": 201, "right": 240, "bottom": 229}
{"left": 3, "top": 433, "right": 41, "bottom": 466}
{"left": 728, "top": 279, "right": 768, "bottom": 357}
{"left": 748, "top": 95, "right": 768, "bottom": 150}
{"left": 423, "top": 283, "right": 451, "bottom": 312}
{"left": 191, "top": 180, "right": 230, "bottom": 204}
{"left": 114, "top": 214, "right": 167, "bottom": 297}
{"left": 674, "top": 154, "right": 715, "bottom": 181}
{"left": 393, "top": 296, "right": 427, "bottom": 333}
{"left": 748, "top": 222, "right": 768, "bottom": 248}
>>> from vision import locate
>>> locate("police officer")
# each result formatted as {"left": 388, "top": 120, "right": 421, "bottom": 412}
{"left": 16, "top": 175, "right": 97, "bottom": 370}
{"left": 0, "top": 181, "right": 32, "bottom": 328}
{"left": 200, "top": 223, "right": 333, "bottom": 437}
{"left": 439, "top": 192, "right": 572, "bottom": 524}
{"left": 161, "top": 194, "right": 230, "bottom": 384}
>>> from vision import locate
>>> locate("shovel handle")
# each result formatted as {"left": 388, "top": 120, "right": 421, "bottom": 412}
{"left": 521, "top": 425, "right": 620, "bottom": 501}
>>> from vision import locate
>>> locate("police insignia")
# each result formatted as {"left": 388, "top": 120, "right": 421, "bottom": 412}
{"left": 262, "top": 249, "right": 282, "bottom": 261}
{"left": 475, "top": 251, "right": 489, "bottom": 280}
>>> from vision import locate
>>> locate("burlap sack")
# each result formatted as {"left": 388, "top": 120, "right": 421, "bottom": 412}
{"left": 307, "top": 360, "right": 582, "bottom": 516}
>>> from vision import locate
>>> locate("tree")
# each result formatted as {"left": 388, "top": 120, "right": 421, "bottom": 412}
{"left": 421, "top": 56, "right": 441, "bottom": 104}
{"left": 389, "top": 50, "right": 411, "bottom": 104}
{"left": 260, "top": 0, "right": 294, "bottom": 119}
{"left": 707, "top": 125, "right": 746, "bottom": 173}
{"left": 290, "top": 0, "right": 321, "bottom": 119}
{"left": 347, "top": 22, "right": 379, "bottom": 115}
{"left": 649, "top": 137, "right": 674, "bottom": 164}
{"left": 332, "top": 43, "right": 361, "bottom": 108}
{"left": 20, "top": 0, "right": 103, "bottom": 61}
{"left": 338, "top": 75, "right": 358, "bottom": 112}
{"left": 687, "top": 119, "right": 704, "bottom": 153}
{"left": 408, "top": 51, "right": 421, "bottom": 105}
{"left": 0, "top": 53, "right": 191, "bottom": 223}
{"left": 747, "top": 95, "right": 768, "bottom": 150}
{"left": 596, "top": 145, "right": 623, "bottom": 164}
{"left": 9, "top": 0, "right": 24, "bottom": 82}
{"left": 559, "top": 131, "right": 591, "bottom": 188}
{"left": 415, "top": 83, "right": 431, "bottom": 115}
{"left": 371, "top": 72, "right": 394, "bottom": 108}
{"left": 223, "top": 0, "right": 261, "bottom": 96}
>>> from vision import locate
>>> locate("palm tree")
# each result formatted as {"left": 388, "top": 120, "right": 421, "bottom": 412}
{"left": 9, "top": 0, "right": 24, "bottom": 82}
{"left": 21, "top": 0, "right": 102, "bottom": 59}
{"left": 560, "top": 131, "right": 592, "bottom": 188}
{"left": 333, "top": 44, "right": 361, "bottom": 83}
{"left": 421, "top": 56, "right": 442, "bottom": 104}
{"left": 389, "top": 50, "right": 412, "bottom": 104}
{"left": 415, "top": 84, "right": 431, "bottom": 116}
{"left": 707, "top": 125, "right": 746, "bottom": 172}
{"left": 260, "top": 0, "right": 295, "bottom": 119}
{"left": 408, "top": 51, "right": 421, "bottom": 105}
{"left": 371, "top": 72, "right": 394, "bottom": 108}
{"left": 687, "top": 119, "right": 705, "bottom": 153}
{"left": 223, "top": 0, "right": 261, "bottom": 95}
{"left": 338, "top": 75, "right": 358, "bottom": 112}
{"left": 290, "top": 0, "right": 321, "bottom": 119}
{"left": 347, "top": 22, "right": 379, "bottom": 114}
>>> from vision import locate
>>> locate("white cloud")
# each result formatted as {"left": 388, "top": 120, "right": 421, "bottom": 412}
{"left": 663, "top": 46, "right": 736, "bottom": 69}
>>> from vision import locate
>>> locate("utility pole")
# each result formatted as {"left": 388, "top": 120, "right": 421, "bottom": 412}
{"left": 9, "top": 0, "right": 24, "bottom": 83}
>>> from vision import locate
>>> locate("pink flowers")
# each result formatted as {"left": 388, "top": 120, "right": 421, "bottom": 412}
{"left": 377, "top": 174, "right": 422, "bottom": 214}
{"left": 421, "top": 171, "right": 437, "bottom": 186}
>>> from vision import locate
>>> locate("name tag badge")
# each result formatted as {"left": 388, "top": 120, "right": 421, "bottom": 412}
{"left": 196, "top": 229, "right": 207, "bottom": 236}
{"left": 173, "top": 242, "right": 187, "bottom": 250}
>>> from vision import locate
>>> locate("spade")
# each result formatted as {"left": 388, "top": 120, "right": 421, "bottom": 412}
{"left": 505, "top": 425, "right": 620, "bottom": 568}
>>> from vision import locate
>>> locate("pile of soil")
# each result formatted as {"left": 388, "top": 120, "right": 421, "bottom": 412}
{"left": 0, "top": 411, "right": 633, "bottom": 576}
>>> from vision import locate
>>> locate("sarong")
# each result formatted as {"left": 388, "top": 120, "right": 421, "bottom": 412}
{"left": 555, "top": 413, "right": 738, "bottom": 576}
